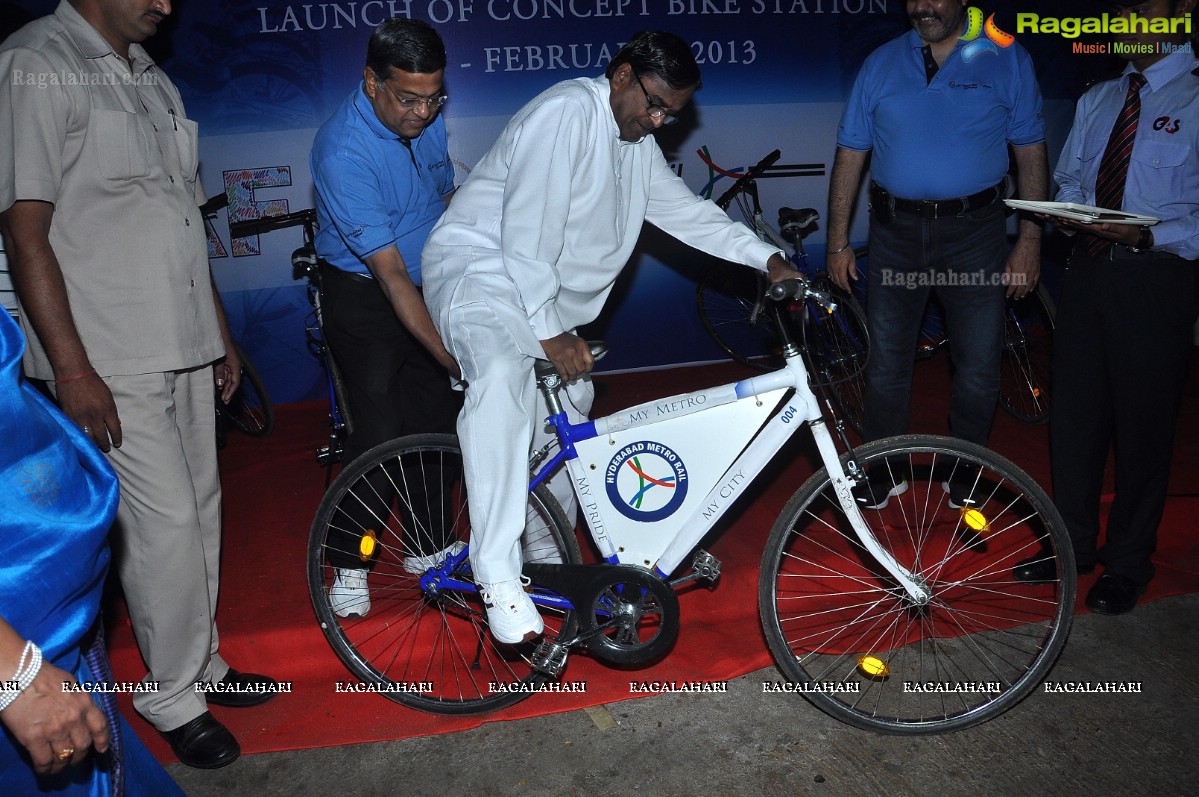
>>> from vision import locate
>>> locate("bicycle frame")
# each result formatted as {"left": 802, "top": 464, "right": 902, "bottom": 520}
{"left": 554, "top": 353, "right": 926, "bottom": 602}
{"left": 429, "top": 337, "right": 929, "bottom": 608}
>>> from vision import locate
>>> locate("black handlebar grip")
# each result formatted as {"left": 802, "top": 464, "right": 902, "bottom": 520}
{"left": 767, "top": 279, "right": 802, "bottom": 301}
{"left": 714, "top": 149, "right": 782, "bottom": 210}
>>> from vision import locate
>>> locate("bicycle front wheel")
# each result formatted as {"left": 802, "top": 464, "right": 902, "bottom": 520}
{"left": 225, "top": 341, "right": 275, "bottom": 437}
{"left": 308, "top": 434, "right": 581, "bottom": 714}
{"left": 999, "top": 283, "right": 1056, "bottom": 424}
{"left": 759, "top": 435, "right": 1074, "bottom": 734}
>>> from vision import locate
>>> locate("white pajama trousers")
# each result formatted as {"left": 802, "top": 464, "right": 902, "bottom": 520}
{"left": 444, "top": 300, "right": 593, "bottom": 585}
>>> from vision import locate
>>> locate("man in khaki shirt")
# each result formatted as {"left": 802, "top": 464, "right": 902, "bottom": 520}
{"left": 0, "top": 0, "right": 275, "bottom": 769}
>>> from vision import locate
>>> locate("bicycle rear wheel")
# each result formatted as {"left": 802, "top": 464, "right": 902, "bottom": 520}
{"left": 308, "top": 433, "right": 581, "bottom": 714}
{"left": 759, "top": 435, "right": 1074, "bottom": 734}
{"left": 999, "top": 283, "right": 1056, "bottom": 424}
{"left": 224, "top": 341, "right": 275, "bottom": 437}
{"left": 798, "top": 278, "right": 868, "bottom": 436}
{"left": 696, "top": 266, "right": 780, "bottom": 371}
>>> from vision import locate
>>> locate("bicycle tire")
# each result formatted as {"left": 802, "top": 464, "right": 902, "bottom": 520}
{"left": 308, "top": 434, "right": 582, "bottom": 714}
{"left": 999, "top": 283, "right": 1056, "bottom": 424}
{"left": 799, "top": 278, "right": 868, "bottom": 436}
{"left": 225, "top": 341, "right": 275, "bottom": 437}
{"left": 759, "top": 435, "right": 1074, "bottom": 734}
{"left": 696, "top": 266, "right": 780, "bottom": 371}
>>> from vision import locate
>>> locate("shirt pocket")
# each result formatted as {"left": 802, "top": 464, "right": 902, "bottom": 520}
{"left": 1130, "top": 139, "right": 1187, "bottom": 171}
{"left": 1075, "top": 147, "right": 1101, "bottom": 190}
{"left": 1130, "top": 139, "right": 1188, "bottom": 196}
{"left": 92, "top": 108, "right": 152, "bottom": 180}
{"left": 173, "top": 115, "right": 199, "bottom": 183}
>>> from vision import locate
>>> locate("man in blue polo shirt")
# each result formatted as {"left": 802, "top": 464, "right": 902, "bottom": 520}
{"left": 311, "top": 17, "right": 460, "bottom": 618}
{"left": 825, "top": 0, "right": 1048, "bottom": 508}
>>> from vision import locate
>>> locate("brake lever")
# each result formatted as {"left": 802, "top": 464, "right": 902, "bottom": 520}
{"left": 766, "top": 278, "right": 838, "bottom": 313}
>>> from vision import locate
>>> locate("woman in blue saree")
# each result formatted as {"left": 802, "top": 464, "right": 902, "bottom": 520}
{"left": 0, "top": 310, "right": 183, "bottom": 796}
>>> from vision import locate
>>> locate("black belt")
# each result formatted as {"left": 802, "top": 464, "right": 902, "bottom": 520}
{"left": 1080, "top": 244, "right": 1194, "bottom": 266}
{"left": 320, "top": 263, "right": 379, "bottom": 288}
{"left": 874, "top": 182, "right": 1004, "bottom": 219}
{"left": 320, "top": 263, "right": 425, "bottom": 291}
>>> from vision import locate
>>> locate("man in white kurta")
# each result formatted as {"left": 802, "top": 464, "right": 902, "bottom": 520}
{"left": 422, "top": 31, "right": 792, "bottom": 643}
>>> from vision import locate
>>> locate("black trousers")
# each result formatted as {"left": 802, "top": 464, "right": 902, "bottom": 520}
{"left": 1049, "top": 246, "right": 1198, "bottom": 586}
{"left": 321, "top": 266, "right": 463, "bottom": 570}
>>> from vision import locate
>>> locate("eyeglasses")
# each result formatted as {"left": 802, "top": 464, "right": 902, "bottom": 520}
{"left": 376, "top": 76, "right": 448, "bottom": 112}
{"left": 631, "top": 70, "right": 678, "bottom": 126}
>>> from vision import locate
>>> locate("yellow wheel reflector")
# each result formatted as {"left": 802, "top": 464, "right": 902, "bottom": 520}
{"left": 857, "top": 654, "right": 890, "bottom": 679}
{"left": 961, "top": 508, "right": 990, "bottom": 534}
{"left": 359, "top": 530, "right": 378, "bottom": 561}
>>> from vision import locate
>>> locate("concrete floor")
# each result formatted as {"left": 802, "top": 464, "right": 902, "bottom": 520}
{"left": 166, "top": 593, "right": 1199, "bottom": 797}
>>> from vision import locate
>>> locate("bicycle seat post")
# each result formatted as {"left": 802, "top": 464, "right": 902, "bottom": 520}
{"left": 534, "top": 363, "right": 566, "bottom": 418}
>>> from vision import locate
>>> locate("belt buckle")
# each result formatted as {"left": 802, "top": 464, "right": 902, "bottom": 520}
{"left": 918, "top": 200, "right": 939, "bottom": 220}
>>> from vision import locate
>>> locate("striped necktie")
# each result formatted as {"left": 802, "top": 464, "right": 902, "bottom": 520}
{"left": 1087, "top": 72, "right": 1147, "bottom": 256}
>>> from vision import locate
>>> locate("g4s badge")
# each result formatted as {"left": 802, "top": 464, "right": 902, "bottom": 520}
{"left": 1153, "top": 116, "right": 1182, "bottom": 134}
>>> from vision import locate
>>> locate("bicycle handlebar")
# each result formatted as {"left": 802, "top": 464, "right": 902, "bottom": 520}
{"left": 229, "top": 208, "right": 319, "bottom": 240}
{"left": 714, "top": 149, "right": 782, "bottom": 210}
{"left": 767, "top": 278, "right": 838, "bottom": 313}
{"left": 199, "top": 193, "right": 230, "bottom": 216}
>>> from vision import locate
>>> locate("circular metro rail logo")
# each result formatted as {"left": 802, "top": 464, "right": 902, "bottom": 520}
{"left": 605, "top": 441, "right": 689, "bottom": 522}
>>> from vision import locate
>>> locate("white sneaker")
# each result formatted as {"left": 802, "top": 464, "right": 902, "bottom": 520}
{"left": 402, "top": 541, "right": 467, "bottom": 575}
{"left": 331, "top": 568, "right": 370, "bottom": 618}
{"left": 479, "top": 577, "right": 544, "bottom": 644}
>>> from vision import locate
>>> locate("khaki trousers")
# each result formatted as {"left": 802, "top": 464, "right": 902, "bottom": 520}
{"left": 101, "top": 367, "right": 229, "bottom": 731}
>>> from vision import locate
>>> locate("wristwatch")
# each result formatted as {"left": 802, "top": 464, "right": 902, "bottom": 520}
{"left": 1128, "top": 225, "right": 1153, "bottom": 253}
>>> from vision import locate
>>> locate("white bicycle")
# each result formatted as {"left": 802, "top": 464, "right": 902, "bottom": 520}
{"left": 308, "top": 275, "right": 1075, "bottom": 734}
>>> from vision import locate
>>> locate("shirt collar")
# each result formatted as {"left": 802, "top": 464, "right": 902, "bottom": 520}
{"left": 55, "top": 0, "right": 156, "bottom": 74}
{"left": 1123, "top": 48, "right": 1195, "bottom": 93}
{"left": 353, "top": 81, "right": 413, "bottom": 142}
{"left": 907, "top": 28, "right": 965, "bottom": 54}
{"left": 595, "top": 75, "right": 642, "bottom": 147}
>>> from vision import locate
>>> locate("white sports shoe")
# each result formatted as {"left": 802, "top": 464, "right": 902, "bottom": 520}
{"left": 479, "top": 577, "right": 544, "bottom": 644}
{"left": 331, "top": 568, "right": 370, "bottom": 618}
{"left": 402, "top": 541, "right": 467, "bottom": 575}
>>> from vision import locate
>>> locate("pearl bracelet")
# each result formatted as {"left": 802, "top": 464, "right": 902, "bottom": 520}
{"left": 0, "top": 641, "right": 43, "bottom": 712}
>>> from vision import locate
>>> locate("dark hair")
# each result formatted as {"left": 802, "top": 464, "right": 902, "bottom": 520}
{"left": 606, "top": 31, "right": 702, "bottom": 91}
{"left": 366, "top": 18, "right": 446, "bottom": 78}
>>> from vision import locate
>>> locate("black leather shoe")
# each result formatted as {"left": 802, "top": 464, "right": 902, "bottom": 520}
{"left": 162, "top": 712, "right": 239, "bottom": 769}
{"left": 1012, "top": 555, "right": 1094, "bottom": 584}
{"left": 1085, "top": 573, "right": 1145, "bottom": 615}
{"left": 204, "top": 668, "right": 279, "bottom": 708}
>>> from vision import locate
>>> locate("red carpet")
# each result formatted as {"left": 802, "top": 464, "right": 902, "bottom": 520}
{"left": 107, "top": 355, "right": 1199, "bottom": 760}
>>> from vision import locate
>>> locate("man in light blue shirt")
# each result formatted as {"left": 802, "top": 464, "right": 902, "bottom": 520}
{"left": 310, "top": 18, "right": 460, "bottom": 619}
{"left": 825, "top": 0, "right": 1049, "bottom": 509}
{"left": 1028, "top": 0, "right": 1198, "bottom": 615}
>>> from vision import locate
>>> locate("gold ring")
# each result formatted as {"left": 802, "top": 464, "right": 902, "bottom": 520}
{"left": 55, "top": 747, "right": 75, "bottom": 760}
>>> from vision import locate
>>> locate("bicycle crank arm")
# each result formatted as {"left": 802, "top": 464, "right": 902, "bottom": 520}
{"left": 523, "top": 562, "right": 681, "bottom": 666}
{"left": 667, "top": 549, "right": 722, "bottom": 589}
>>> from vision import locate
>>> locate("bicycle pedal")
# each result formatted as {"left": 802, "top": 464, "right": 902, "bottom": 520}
{"left": 531, "top": 640, "right": 570, "bottom": 678}
{"left": 691, "top": 549, "right": 722, "bottom": 582}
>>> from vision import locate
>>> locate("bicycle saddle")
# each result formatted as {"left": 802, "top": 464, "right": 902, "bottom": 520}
{"left": 533, "top": 341, "right": 608, "bottom": 379}
{"left": 778, "top": 207, "right": 820, "bottom": 243}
